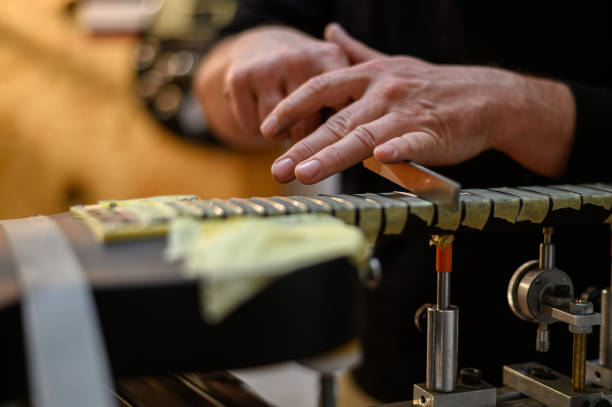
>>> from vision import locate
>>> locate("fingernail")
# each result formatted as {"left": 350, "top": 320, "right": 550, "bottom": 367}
{"left": 271, "top": 158, "right": 294, "bottom": 180}
{"left": 375, "top": 144, "right": 398, "bottom": 161}
{"left": 326, "top": 23, "right": 339, "bottom": 40}
{"left": 260, "top": 115, "right": 278, "bottom": 136}
{"left": 331, "top": 23, "right": 345, "bottom": 37}
{"left": 296, "top": 160, "right": 321, "bottom": 180}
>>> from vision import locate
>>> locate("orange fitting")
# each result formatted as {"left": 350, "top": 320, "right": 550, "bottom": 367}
{"left": 430, "top": 234, "right": 454, "bottom": 273}
{"left": 436, "top": 244, "right": 453, "bottom": 273}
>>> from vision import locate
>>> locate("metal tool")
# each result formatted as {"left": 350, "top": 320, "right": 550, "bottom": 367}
{"left": 399, "top": 234, "right": 497, "bottom": 407}
{"left": 505, "top": 227, "right": 603, "bottom": 403}
{"left": 362, "top": 157, "right": 461, "bottom": 211}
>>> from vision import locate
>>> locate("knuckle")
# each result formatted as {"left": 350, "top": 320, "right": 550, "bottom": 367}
{"left": 321, "top": 43, "right": 343, "bottom": 60}
{"left": 324, "top": 114, "right": 352, "bottom": 140}
{"left": 293, "top": 139, "right": 317, "bottom": 158}
{"left": 256, "top": 59, "right": 280, "bottom": 80}
{"left": 419, "top": 109, "right": 440, "bottom": 128}
{"left": 226, "top": 67, "right": 249, "bottom": 91}
{"left": 282, "top": 48, "right": 307, "bottom": 67}
{"left": 364, "top": 57, "right": 388, "bottom": 72}
{"left": 351, "top": 125, "right": 378, "bottom": 151}
{"left": 377, "top": 78, "right": 410, "bottom": 100}
{"left": 307, "top": 74, "right": 333, "bottom": 93}
{"left": 323, "top": 145, "right": 345, "bottom": 170}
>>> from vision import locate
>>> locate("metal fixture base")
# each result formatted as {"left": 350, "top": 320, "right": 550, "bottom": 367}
{"left": 587, "top": 360, "right": 612, "bottom": 390}
{"left": 503, "top": 362, "right": 612, "bottom": 407}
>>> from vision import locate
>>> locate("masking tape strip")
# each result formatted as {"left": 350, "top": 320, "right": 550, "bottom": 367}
{"left": 519, "top": 186, "right": 581, "bottom": 211}
{"left": 584, "top": 183, "right": 612, "bottom": 194}
{"left": 582, "top": 184, "right": 612, "bottom": 223}
{"left": 490, "top": 187, "right": 549, "bottom": 223}
{"left": 228, "top": 198, "right": 266, "bottom": 216}
{"left": 435, "top": 205, "right": 462, "bottom": 231}
{"left": 357, "top": 193, "right": 408, "bottom": 235}
{"left": 459, "top": 191, "right": 492, "bottom": 230}
{"left": 268, "top": 196, "right": 310, "bottom": 214}
{"left": 251, "top": 197, "right": 288, "bottom": 216}
{"left": 382, "top": 192, "right": 435, "bottom": 226}
{"left": 317, "top": 195, "right": 357, "bottom": 225}
{"left": 210, "top": 199, "right": 245, "bottom": 217}
{"left": 551, "top": 185, "right": 612, "bottom": 210}
{"left": 464, "top": 189, "right": 520, "bottom": 223}
{"left": 289, "top": 196, "right": 333, "bottom": 215}
{"left": 165, "top": 200, "right": 206, "bottom": 217}
{"left": 1, "top": 217, "right": 113, "bottom": 407}
{"left": 192, "top": 200, "right": 225, "bottom": 218}
{"left": 335, "top": 194, "right": 382, "bottom": 242}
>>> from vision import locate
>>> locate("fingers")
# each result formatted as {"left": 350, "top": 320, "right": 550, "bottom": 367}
{"left": 373, "top": 131, "right": 444, "bottom": 165}
{"left": 261, "top": 69, "right": 369, "bottom": 138}
{"left": 256, "top": 87, "right": 285, "bottom": 124}
{"left": 271, "top": 98, "right": 386, "bottom": 182}
{"left": 274, "top": 112, "right": 402, "bottom": 185}
{"left": 317, "top": 40, "right": 350, "bottom": 72}
{"left": 295, "top": 113, "right": 404, "bottom": 184}
{"left": 324, "top": 23, "right": 383, "bottom": 64}
{"left": 289, "top": 112, "right": 321, "bottom": 143}
{"left": 224, "top": 68, "right": 260, "bottom": 134}
{"left": 284, "top": 73, "right": 323, "bottom": 142}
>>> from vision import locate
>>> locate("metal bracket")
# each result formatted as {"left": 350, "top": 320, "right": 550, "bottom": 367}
{"left": 411, "top": 381, "right": 496, "bottom": 407}
{"left": 539, "top": 304, "right": 602, "bottom": 328}
{"left": 503, "top": 362, "right": 612, "bottom": 407}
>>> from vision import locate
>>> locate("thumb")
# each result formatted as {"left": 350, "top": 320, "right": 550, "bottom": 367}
{"left": 324, "top": 22, "right": 383, "bottom": 64}
{"left": 373, "top": 132, "right": 444, "bottom": 165}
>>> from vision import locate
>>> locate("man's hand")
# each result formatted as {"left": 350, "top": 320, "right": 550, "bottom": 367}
{"left": 194, "top": 26, "right": 349, "bottom": 150}
{"left": 263, "top": 23, "right": 576, "bottom": 184}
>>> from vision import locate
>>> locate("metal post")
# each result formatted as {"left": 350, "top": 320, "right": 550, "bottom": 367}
{"left": 536, "top": 227, "right": 553, "bottom": 354}
{"left": 539, "top": 226, "right": 555, "bottom": 270}
{"left": 426, "top": 306, "right": 459, "bottom": 392}
{"left": 536, "top": 323, "right": 550, "bottom": 353}
{"left": 437, "top": 272, "right": 451, "bottom": 310}
{"left": 426, "top": 235, "right": 458, "bottom": 393}
{"left": 319, "top": 373, "right": 337, "bottom": 407}
{"left": 600, "top": 289, "right": 611, "bottom": 367}
{"left": 572, "top": 333, "right": 587, "bottom": 393}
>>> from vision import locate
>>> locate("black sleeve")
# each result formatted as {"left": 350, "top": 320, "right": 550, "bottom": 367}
{"left": 219, "top": 0, "right": 337, "bottom": 40}
{"left": 564, "top": 83, "right": 612, "bottom": 183}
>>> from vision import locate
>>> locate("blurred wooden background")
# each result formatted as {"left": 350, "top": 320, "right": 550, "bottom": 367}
{"left": 0, "top": 0, "right": 282, "bottom": 219}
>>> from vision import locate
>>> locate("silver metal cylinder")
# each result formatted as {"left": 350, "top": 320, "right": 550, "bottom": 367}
{"left": 600, "top": 289, "right": 611, "bottom": 367}
{"left": 426, "top": 305, "right": 459, "bottom": 392}
{"left": 539, "top": 242, "right": 555, "bottom": 270}
{"left": 319, "top": 373, "right": 337, "bottom": 407}
{"left": 437, "top": 272, "right": 451, "bottom": 309}
{"left": 536, "top": 323, "right": 550, "bottom": 352}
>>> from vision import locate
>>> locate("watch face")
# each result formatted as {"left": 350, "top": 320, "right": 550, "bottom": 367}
{"left": 134, "top": 0, "right": 238, "bottom": 143}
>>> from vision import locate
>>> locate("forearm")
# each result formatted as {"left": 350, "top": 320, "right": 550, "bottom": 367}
{"left": 494, "top": 73, "right": 576, "bottom": 179}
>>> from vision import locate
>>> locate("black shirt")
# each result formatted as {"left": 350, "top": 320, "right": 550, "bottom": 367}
{"left": 218, "top": 1, "right": 612, "bottom": 401}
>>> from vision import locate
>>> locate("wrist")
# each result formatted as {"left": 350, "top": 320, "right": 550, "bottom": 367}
{"left": 495, "top": 73, "right": 576, "bottom": 178}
